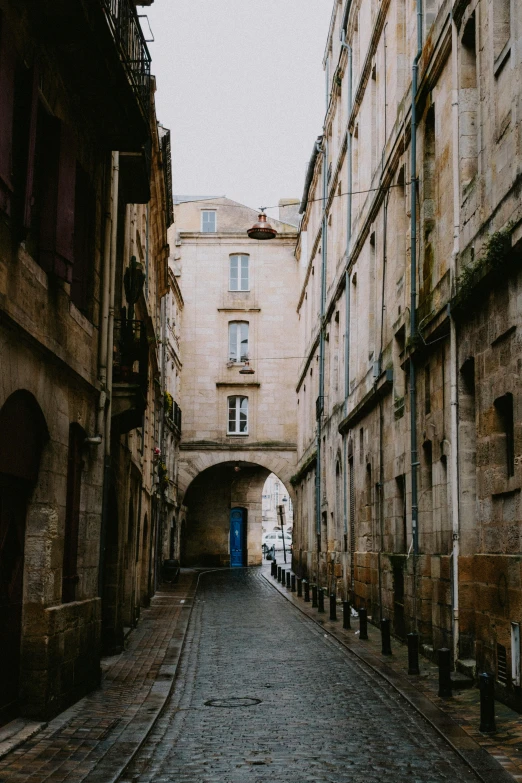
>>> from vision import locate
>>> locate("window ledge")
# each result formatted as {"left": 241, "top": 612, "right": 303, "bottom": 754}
{"left": 217, "top": 381, "right": 260, "bottom": 388}
{"left": 226, "top": 433, "right": 249, "bottom": 437}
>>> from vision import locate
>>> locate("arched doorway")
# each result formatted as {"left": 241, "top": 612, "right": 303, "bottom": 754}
{"left": 0, "top": 390, "right": 48, "bottom": 725}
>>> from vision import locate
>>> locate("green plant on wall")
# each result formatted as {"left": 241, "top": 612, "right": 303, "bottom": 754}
{"left": 157, "top": 460, "right": 169, "bottom": 491}
{"left": 456, "top": 225, "right": 513, "bottom": 305}
{"left": 164, "top": 391, "right": 173, "bottom": 420}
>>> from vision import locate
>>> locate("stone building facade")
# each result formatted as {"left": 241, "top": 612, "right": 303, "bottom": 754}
{"left": 293, "top": 0, "right": 522, "bottom": 710}
{"left": 170, "top": 198, "right": 298, "bottom": 567}
{"left": 0, "top": 0, "right": 174, "bottom": 723}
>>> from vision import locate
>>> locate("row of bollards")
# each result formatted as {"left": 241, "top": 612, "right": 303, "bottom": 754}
{"left": 270, "top": 560, "right": 497, "bottom": 734}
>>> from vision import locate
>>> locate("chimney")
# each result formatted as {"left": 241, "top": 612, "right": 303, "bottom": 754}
{"left": 278, "top": 199, "right": 300, "bottom": 227}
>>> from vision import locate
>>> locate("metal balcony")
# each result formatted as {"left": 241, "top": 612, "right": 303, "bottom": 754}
{"left": 101, "top": 0, "right": 151, "bottom": 123}
{"left": 31, "top": 0, "right": 152, "bottom": 151}
{"left": 112, "top": 318, "right": 149, "bottom": 433}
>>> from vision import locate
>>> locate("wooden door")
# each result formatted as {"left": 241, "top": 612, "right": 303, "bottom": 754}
{"left": 0, "top": 477, "right": 28, "bottom": 725}
{"left": 230, "top": 508, "right": 246, "bottom": 568}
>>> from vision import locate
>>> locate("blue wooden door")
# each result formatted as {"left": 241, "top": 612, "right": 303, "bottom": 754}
{"left": 230, "top": 508, "right": 245, "bottom": 567}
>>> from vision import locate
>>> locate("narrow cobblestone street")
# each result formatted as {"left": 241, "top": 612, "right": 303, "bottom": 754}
{"left": 119, "top": 570, "right": 480, "bottom": 783}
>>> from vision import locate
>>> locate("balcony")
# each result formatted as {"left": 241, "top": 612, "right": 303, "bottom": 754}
{"left": 164, "top": 394, "right": 182, "bottom": 436}
{"left": 31, "top": 0, "right": 152, "bottom": 151}
{"left": 112, "top": 318, "right": 149, "bottom": 433}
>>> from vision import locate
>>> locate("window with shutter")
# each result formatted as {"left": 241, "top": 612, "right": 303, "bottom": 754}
{"left": 27, "top": 110, "right": 77, "bottom": 282}
{"left": 70, "top": 164, "right": 96, "bottom": 317}
{"left": 0, "top": 12, "right": 16, "bottom": 215}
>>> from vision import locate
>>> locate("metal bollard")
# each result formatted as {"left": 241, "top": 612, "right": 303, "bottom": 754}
{"left": 479, "top": 672, "right": 496, "bottom": 733}
{"left": 291, "top": 574, "right": 296, "bottom": 592}
{"left": 286, "top": 571, "right": 291, "bottom": 589}
{"left": 304, "top": 580, "right": 310, "bottom": 602}
{"left": 359, "top": 607, "right": 368, "bottom": 640}
{"left": 297, "top": 578, "right": 302, "bottom": 597}
{"left": 343, "top": 601, "right": 351, "bottom": 629}
{"left": 438, "top": 648, "right": 452, "bottom": 698}
{"left": 271, "top": 561, "right": 276, "bottom": 578}
{"left": 380, "top": 617, "right": 392, "bottom": 655}
{"left": 330, "top": 593, "right": 337, "bottom": 621}
{"left": 318, "top": 588, "right": 325, "bottom": 613}
{"left": 312, "top": 584, "right": 318, "bottom": 608}
{"left": 407, "top": 633, "right": 420, "bottom": 675}
{"left": 277, "top": 566, "right": 282, "bottom": 583}
{"left": 281, "top": 569, "right": 286, "bottom": 586}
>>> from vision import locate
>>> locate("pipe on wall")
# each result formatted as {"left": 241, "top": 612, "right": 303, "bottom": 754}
{"left": 341, "top": 22, "right": 353, "bottom": 592}
{"left": 98, "top": 150, "right": 120, "bottom": 598}
{"left": 450, "top": 13, "right": 461, "bottom": 666}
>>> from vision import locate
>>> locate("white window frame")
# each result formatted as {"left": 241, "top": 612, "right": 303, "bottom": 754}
{"left": 201, "top": 210, "right": 217, "bottom": 232}
{"left": 227, "top": 395, "right": 248, "bottom": 435}
{"left": 229, "top": 254, "right": 249, "bottom": 291}
{"left": 228, "top": 321, "right": 249, "bottom": 362}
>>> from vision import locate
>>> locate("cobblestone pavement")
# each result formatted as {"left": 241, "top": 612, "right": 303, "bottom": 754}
{"left": 119, "top": 569, "right": 481, "bottom": 783}
{"left": 0, "top": 572, "right": 197, "bottom": 783}
{"left": 263, "top": 563, "right": 520, "bottom": 783}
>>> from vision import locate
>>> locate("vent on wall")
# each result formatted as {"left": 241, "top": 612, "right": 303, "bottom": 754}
{"left": 497, "top": 643, "right": 508, "bottom": 685}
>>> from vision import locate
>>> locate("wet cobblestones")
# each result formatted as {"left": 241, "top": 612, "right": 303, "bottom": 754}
{"left": 119, "top": 569, "right": 481, "bottom": 783}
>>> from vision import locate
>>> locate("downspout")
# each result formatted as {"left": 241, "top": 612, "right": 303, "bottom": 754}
{"left": 410, "top": 1, "right": 422, "bottom": 628}
{"left": 378, "top": 192, "right": 389, "bottom": 619}
{"left": 450, "top": 14, "right": 461, "bottom": 666}
{"left": 98, "top": 151, "right": 120, "bottom": 598}
{"left": 316, "top": 134, "right": 327, "bottom": 567}
{"left": 341, "top": 20, "right": 353, "bottom": 596}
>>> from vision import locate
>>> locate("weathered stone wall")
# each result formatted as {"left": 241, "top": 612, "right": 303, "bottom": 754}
{"left": 171, "top": 198, "right": 299, "bottom": 564}
{"left": 294, "top": 0, "right": 522, "bottom": 711}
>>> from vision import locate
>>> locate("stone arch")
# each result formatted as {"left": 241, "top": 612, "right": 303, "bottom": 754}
{"left": 178, "top": 449, "right": 296, "bottom": 505}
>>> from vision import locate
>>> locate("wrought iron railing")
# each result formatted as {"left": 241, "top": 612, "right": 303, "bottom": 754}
{"left": 173, "top": 401, "right": 182, "bottom": 433}
{"left": 101, "top": 0, "right": 151, "bottom": 120}
{"left": 113, "top": 318, "right": 149, "bottom": 392}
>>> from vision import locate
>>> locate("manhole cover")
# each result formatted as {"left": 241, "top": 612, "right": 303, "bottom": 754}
{"left": 205, "top": 697, "right": 262, "bottom": 708}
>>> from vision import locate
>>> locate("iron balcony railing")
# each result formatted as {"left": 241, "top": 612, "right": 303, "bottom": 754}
{"left": 173, "top": 401, "right": 182, "bottom": 433}
{"left": 113, "top": 318, "right": 149, "bottom": 393}
{"left": 101, "top": 0, "right": 151, "bottom": 120}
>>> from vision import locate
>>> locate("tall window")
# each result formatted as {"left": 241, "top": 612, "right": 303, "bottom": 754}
{"left": 495, "top": 392, "right": 515, "bottom": 477}
{"left": 228, "top": 396, "right": 248, "bottom": 434}
{"left": 201, "top": 210, "right": 216, "bottom": 232}
{"left": 229, "top": 254, "right": 249, "bottom": 291}
{"left": 228, "top": 321, "right": 249, "bottom": 362}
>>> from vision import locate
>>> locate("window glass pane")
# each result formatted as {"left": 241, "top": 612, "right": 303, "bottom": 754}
{"left": 230, "top": 256, "right": 238, "bottom": 290}
{"left": 229, "top": 323, "right": 237, "bottom": 360}
{"left": 240, "top": 256, "right": 249, "bottom": 290}
{"left": 239, "top": 397, "right": 248, "bottom": 432}
{"left": 240, "top": 322, "right": 249, "bottom": 360}
{"left": 228, "top": 397, "right": 237, "bottom": 432}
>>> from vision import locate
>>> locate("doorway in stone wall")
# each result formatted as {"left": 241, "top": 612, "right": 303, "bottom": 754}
{"left": 230, "top": 507, "right": 247, "bottom": 567}
{"left": 0, "top": 390, "right": 48, "bottom": 726}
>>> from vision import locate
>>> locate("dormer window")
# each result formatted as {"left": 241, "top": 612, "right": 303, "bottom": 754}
{"left": 202, "top": 210, "right": 216, "bottom": 232}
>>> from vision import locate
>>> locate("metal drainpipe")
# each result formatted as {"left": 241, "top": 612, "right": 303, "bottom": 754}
{"left": 98, "top": 151, "right": 120, "bottom": 598}
{"left": 410, "top": 1, "right": 422, "bottom": 629}
{"left": 450, "top": 13, "right": 461, "bottom": 666}
{"left": 341, "top": 26, "right": 353, "bottom": 594}
{"left": 316, "top": 136, "right": 327, "bottom": 558}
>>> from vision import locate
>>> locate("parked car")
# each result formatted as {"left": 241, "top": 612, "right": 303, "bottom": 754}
{"left": 262, "top": 531, "right": 292, "bottom": 552}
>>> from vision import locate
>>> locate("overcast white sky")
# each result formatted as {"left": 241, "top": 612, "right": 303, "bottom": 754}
{"left": 144, "top": 1, "right": 333, "bottom": 217}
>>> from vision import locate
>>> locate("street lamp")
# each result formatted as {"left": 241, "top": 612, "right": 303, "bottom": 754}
{"left": 239, "top": 361, "right": 255, "bottom": 375}
{"left": 247, "top": 209, "right": 277, "bottom": 240}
